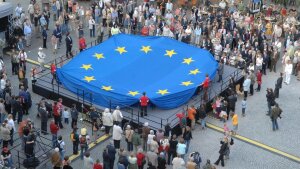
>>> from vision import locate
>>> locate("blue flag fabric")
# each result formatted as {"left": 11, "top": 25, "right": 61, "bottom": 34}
{"left": 56, "top": 34, "right": 218, "bottom": 109}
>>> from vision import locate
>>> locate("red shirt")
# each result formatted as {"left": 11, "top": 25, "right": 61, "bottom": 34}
{"left": 50, "top": 122, "right": 59, "bottom": 134}
{"left": 136, "top": 152, "right": 145, "bottom": 167}
{"left": 93, "top": 163, "right": 103, "bottom": 169}
{"left": 51, "top": 64, "right": 56, "bottom": 74}
{"left": 203, "top": 77, "right": 210, "bottom": 88}
{"left": 53, "top": 105, "right": 60, "bottom": 117}
{"left": 140, "top": 96, "right": 149, "bottom": 106}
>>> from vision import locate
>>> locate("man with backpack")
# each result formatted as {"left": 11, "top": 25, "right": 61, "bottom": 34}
{"left": 79, "top": 127, "right": 90, "bottom": 160}
{"left": 55, "top": 135, "right": 65, "bottom": 161}
{"left": 189, "top": 151, "right": 202, "bottom": 168}
{"left": 70, "top": 128, "right": 79, "bottom": 155}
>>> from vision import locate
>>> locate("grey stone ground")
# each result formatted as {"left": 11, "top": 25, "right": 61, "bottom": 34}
{"left": 3, "top": 0, "right": 300, "bottom": 169}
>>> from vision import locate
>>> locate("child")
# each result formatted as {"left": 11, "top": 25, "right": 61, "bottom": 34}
{"left": 223, "top": 123, "right": 230, "bottom": 135}
{"left": 219, "top": 110, "right": 227, "bottom": 122}
{"left": 241, "top": 98, "right": 247, "bottom": 117}
{"left": 93, "top": 159, "right": 103, "bottom": 169}
{"left": 63, "top": 107, "right": 70, "bottom": 124}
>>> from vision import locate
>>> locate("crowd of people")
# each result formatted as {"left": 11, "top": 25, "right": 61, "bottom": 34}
{"left": 0, "top": 0, "right": 298, "bottom": 168}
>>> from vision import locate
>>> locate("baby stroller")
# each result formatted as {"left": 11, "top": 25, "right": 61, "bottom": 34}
{"left": 189, "top": 151, "right": 202, "bottom": 168}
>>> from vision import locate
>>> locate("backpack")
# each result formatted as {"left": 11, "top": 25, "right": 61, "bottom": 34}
{"left": 55, "top": 140, "right": 63, "bottom": 151}
{"left": 190, "top": 152, "right": 202, "bottom": 165}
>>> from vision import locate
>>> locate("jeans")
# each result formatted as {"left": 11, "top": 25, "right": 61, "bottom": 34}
{"left": 80, "top": 144, "right": 88, "bottom": 159}
{"left": 4, "top": 156, "right": 13, "bottom": 167}
{"left": 64, "top": 118, "right": 69, "bottom": 124}
{"left": 59, "top": 150, "right": 65, "bottom": 161}
{"left": 127, "top": 141, "right": 133, "bottom": 152}
{"left": 17, "top": 111, "right": 23, "bottom": 123}
{"left": 73, "top": 141, "right": 79, "bottom": 154}
{"left": 185, "top": 140, "right": 190, "bottom": 154}
{"left": 272, "top": 119, "right": 279, "bottom": 130}
{"left": 52, "top": 134, "right": 57, "bottom": 148}
{"left": 200, "top": 117, "right": 206, "bottom": 129}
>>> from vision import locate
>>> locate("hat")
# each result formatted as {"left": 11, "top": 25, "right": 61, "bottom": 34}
{"left": 39, "top": 47, "right": 43, "bottom": 50}
{"left": 126, "top": 125, "right": 131, "bottom": 129}
{"left": 116, "top": 106, "right": 120, "bottom": 110}
{"left": 3, "top": 147, "right": 8, "bottom": 152}
{"left": 54, "top": 148, "right": 59, "bottom": 152}
{"left": 144, "top": 122, "right": 148, "bottom": 126}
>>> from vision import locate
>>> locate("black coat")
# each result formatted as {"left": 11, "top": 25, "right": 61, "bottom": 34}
{"left": 39, "top": 107, "right": 48, "bottom": 122}
{"left": 65, "top": 36, "right": 73, "bottom": 48}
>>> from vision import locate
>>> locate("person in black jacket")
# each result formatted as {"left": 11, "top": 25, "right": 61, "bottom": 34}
{"left": 183, "top": 126, "right": 193, "bottom": 154}
{"left": 70, "top": 104, "right": 78, "bottom": 129}
{"left": 266, "top": 88, "right": 275, "bottom": 116}
{"left": 65, "top": 32, "right": 73, "bottom": 58}
{"left": 198, "top": 104, "right": 207, "bottom": 129}
{"left": 168, "top": 134, "right": 178, "bottom": 165}
{"left": 227, "top": 93, "right": 237, "bottom": 113}
{"left": 214, "top": 138, "right": 229, "bottom": 167}
{"left": 274, "top": 73, "right": 283, "bottom": 98}
{"left": 39, "top": 104, "right": 48, "bottom": 135}
{"left": 42, "top": 27, "right": 47, "bottom": 48}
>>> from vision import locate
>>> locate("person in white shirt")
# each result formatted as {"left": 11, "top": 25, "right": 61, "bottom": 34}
{"left": 57, "top": 135, "right": 66, "bottom": 161}
{"left": 18, "top": 50, "right": 27, "bottom": 71}
{"left": 166, "top": 0, "right": 173, "bottom": 11}
{"left": 112, "top": 123, "right": 123, "bottom": 149}
{"left": 63, "top": 107, "right": 70, "bottom": 124}
{"left": 256, "top": 54, "right": 263, "bottom": 71}
{"left": 55, "top": 0, "right": 61, "bottom": 18}
{"left": 7, "top": 114, "right": 15, "bottom": 146}
{"left": 284, "top": 60, "right": 293, "bottom": 84}
{"left": 15, "top": 4, "right": 23, "bottom": 18}
{"left": 0, "top": 74, "right": 6, "bottom": 90}
{"left": 88, "top": 16, "right": 96, "bottom": 37}
{"left": 112, "top": 106, "right": 123, "bottom": 125}
{"left": 38, "top": 47, "right": 46, "bottom": 71}
{"left": 172, "top": 155, "right": 185, "bottom": 169}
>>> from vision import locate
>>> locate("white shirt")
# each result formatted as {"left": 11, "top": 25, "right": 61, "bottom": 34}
{"left": 7, "top": 119, "right": 16, "bottom": 131}
{"left": 0, "top": 79, "right": 6, "bottom": 90}
{"left": 112, "top": 125, "right": 123, "bottom": 140}
{"left": 63, "top": 110, "right": 70, "bottom": 118}
{"left": 88, "top": 19, "right": 95, "bottom": 29}
{"left": 285, "top": 63, "right": 293, "bottom": 74}
{"left": 112, "top": 110, "right": 123, "bottom": 122}
{"left": 57, "top": 140, "right": 65, "bottom": 151}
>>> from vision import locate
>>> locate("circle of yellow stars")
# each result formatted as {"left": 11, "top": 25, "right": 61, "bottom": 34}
{"left": 80, "top": 46, "right": 203, "bottom": 96}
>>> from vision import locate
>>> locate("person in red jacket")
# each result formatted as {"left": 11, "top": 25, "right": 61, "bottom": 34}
{"left": 78, "top": 35, "right": 86, "bottom": 52}
{"left": 50, "top": 119, "right": 59, "bottom": 148}
{"left": 256, "top": 70, "right": 262, "bottom": 92}
{"left": 93, "top": 159, "right": 103, "bottom": 169}
{"left": 50, "top": 63, "right": 57, "bottom": 84}
{"left": 136, "top": 148, "right": 146, "bottom": 169}
{"left": 139, "top": 92, "right": 149, "bottom": 117}
{"left": 201, "top": 74, "right": 210, "bottom": 101}
{"left": 53, "top": 101, "right": 63, "bottom": 128}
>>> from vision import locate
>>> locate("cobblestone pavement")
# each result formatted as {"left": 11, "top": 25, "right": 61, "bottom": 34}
{"left": 3, "top": 0, "right": 300, "bottom": 169}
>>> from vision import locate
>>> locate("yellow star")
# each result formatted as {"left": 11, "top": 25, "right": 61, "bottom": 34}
{"left": 83, "top": 76, "right": 95, "bottom": 82}
{"left": 115, "top": 47, "right": 127, "bottom": 54}
{"left": 128, "top": 91, "right": 139, "bottom": 96}
{"left": 181, "top": 81, "right": 194, "bottom": 86}
{"left": 93, "top": 53, "right": 105, "bottom": 60}
{"left": 102, "top": 86, "right": 113, "bottom": 91}
{"left": 182, "top": 57, "right": 194, "bottom": 65}
{"left": 164, "top": 50, "right": 177, "bottom": 58}
{"left": 157, "top": 89, "right": 170, "bottom": 95}
{"left": 80, "top": 64, "right": 93, "bottom": 70}
{"left": 140, "top": 46, "right": 152, "bottom": 54}
{"left": 189, "top": 69, "right": 200, "bottom": 75}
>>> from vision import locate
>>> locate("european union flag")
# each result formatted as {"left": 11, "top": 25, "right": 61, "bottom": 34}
{"left": 56, "top": 34, "right": 218, "bottom": 109}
